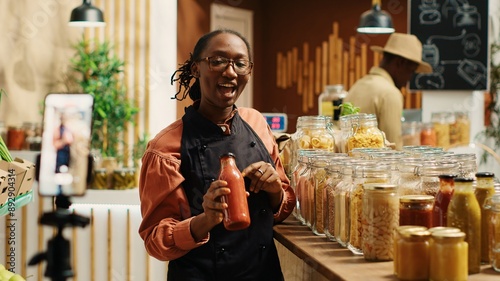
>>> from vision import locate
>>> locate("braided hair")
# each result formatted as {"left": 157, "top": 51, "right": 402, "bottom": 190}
{"left": 171, "top": 29, "right": 252, "bottom": 101}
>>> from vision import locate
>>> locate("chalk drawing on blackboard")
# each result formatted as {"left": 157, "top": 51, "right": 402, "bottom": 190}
{"left": 419, "top": 0, "right": 441, "bottom": 25}
{"left": 413, "top": 29, "right": 482, "bottom": 90}
{"left": 454, "top": 3, "right": 480, "bottom": 29}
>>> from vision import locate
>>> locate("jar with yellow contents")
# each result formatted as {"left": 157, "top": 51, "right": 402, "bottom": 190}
{"left": 429, "top": 231, "right": 468, "bottom": 281}
{"left": 346, "top": 114, "right": 385, "bottom": 154}
{"left": 397, "top": 229, "right": 431, "bottom": 280}
{"left": 484, "top": 194, "right": 500, "bottom": 272}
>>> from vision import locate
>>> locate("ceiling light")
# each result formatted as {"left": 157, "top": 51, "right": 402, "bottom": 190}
{"left": 357, "top": 0, "right": 395, "bottom": 34}
{"left": 69, "top": 0, "right": 106, "bottom": 27}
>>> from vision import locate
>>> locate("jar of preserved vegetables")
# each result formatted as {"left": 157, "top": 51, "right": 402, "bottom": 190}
{"left": 362, "top": 184, "right": 399, "bottom": 261}
{"left": 112, "top": 168, "right": 136, "bottom": 190}
{"left": 346, "top": 114, "right": 385, "bottom": 154}
{"left": 348, "top": 162, "right": 390, "bottom": 255}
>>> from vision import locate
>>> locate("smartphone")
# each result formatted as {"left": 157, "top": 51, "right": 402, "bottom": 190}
{"left": 38, "top": 93, "right": 94, "bottom": 196}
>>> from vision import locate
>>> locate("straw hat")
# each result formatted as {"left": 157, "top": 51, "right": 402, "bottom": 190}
{"left": 371, "top": 33, "right": 432, "bottom": 73}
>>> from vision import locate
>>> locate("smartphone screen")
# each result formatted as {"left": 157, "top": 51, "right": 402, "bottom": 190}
{"left": 38, "top": 93, "right": 94, "bottom": 196}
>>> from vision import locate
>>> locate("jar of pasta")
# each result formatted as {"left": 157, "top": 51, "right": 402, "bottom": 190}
{"left": 310, "top": 154, "right": 333, "bottom": 235}
{"left": 292, "top": 115, "right": 335, "bottom": 151}
{"left": 347, "top": 162, "right": 390, "bottom": 255}
{"left": 431, "top": 112, "right": 453, "bottom": 148}
{"left": 346, "top": 114, "right": 385, "bottom": 154}
{"left": 362, "top": 184, "right": 399, "bottom": 261}
{"left": 333, "top": 163, "right": 355, "bottom": 247}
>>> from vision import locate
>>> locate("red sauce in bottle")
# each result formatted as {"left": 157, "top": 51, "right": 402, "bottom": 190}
{"left": 218, "top": 153, "right": 251, "bottom": 231}
{"left": 399, "top": 195, "right": 434, "bottom": 228}
{"left": 432, "top": 175, "right": 456, "bottom": 227}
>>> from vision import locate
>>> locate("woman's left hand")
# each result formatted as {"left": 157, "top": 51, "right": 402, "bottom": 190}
{"left": 241, "top": 161, "right": 282, "bottom": 195}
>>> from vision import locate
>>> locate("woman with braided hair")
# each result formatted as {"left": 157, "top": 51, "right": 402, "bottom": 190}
{"left": 138, "top": 29, "right": 295, "bottom": 281}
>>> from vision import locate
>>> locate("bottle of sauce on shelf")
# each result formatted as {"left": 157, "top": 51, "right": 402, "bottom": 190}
{"left": 432, "top": 174, "right": 456, "bottom": 227}
{"left": 474, "top": 172, "right": 496, "bottom": 263}
{"left": 447, "top": 177, "right": 481, "bottom": 274}
{"left": 218, "top": 153, "right": 251, "bottom": 231}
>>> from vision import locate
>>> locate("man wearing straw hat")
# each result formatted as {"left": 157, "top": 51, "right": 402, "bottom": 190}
{"left": 344, "top": 33, "right": 432, "bottom": 150}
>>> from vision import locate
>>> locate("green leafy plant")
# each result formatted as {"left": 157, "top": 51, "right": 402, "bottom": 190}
{"left": 69, "top": 38, "right": 138, "bottom": 163}
{"left": 476, "top": 41, "right": 500, "bottom": 163}
{"left": 339, "top": 102, "right": 361, "bottom": 116}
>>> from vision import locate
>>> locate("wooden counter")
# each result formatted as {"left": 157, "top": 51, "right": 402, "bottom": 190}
{"left": 273, "top": 217, "right": 499, "bottom": 281}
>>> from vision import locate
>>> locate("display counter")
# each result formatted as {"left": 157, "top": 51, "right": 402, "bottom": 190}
{"left": 273, "top": 217, "right": 499, "bottom": 281}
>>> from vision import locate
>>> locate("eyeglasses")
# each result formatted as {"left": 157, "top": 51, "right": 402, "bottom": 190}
{"left": 199, "top": 56, "right": 253, "bottom": 75}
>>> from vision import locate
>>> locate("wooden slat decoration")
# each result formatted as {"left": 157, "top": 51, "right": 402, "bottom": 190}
{"left": 275, "top": 21, "right": 422, "bottom": 113}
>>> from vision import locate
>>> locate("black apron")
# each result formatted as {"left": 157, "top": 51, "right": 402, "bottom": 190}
{"left": 168, "top": 106, "right": 284, "bottom": 281}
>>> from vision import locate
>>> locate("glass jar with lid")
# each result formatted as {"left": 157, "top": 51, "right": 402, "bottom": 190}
{"left": 400, "top": 195, "right": 434, "bottom": 228}
{"left": 397, "top": 229, "right": 431, "bottom": 280}
{"left": 431, "top": 111, "right": 453, "bottom": 148}
{"left": 323, "top": 157, "right": 349, "bottom": 241}
{"left": 7, "top": 125, "right": 25, "bottom": 150}
{"left": 346, "top": 114, "right": 385, "bottom": 154}
{"left": 444, "top": 153, "right": 477, "bottom": 178}
{"left": 348, "top": 162, "right": 390, "bottom": 255}
{"left": 112, "top": 167, "right": 136, "bottom": 190}
{"left": 417, "top": 160, "right": 460, "bottom": 197}
{"left": 393, "top": 226, "right": 428, "bottom": 276}
{"left": 318, "top": 84, "right": 347, "bottom": 126}
{"left": 396, "top": 158, "right": 425, "bottom": 196}
{"left": 454, "top": 111, "right": 470, "bottom": 145}
{"left": 362, "top": 184, "right": 399, "bottom": 261}
{"left": 337, "top": 114, "right": 355, "bottom": 153}
{"left": 22, "top": 122, "right": 37, "bottom": 150}
{"left": 429, "top": 231, "right": 468, "bottom": 280}
{"left": 420, "top": 122, "right": 437, "bottom": 147}
{"left": 293, "top": 150, "right": 324, "bottom": 225}
{"left": 402, "top": 121, "right": 421, "bottom": 146}
{"left": 333, "top": 163, "right": 355, "bottom": 247}
{"left": 484, "top": 194, "right": 500, "bottom": 272}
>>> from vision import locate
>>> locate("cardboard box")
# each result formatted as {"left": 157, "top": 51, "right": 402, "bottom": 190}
{"left": 0, "top": 169, "right": 10, "bottom": 206}
{"left": 0, "top": 157, "right": 36, "bottom": 199}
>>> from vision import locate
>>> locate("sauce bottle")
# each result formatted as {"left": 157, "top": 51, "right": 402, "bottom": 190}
{"left": 218, "top": 153, "right": 251, "bottom": 231}
{"left": 474, "top": 172, "right": 496, "bottom": 263}
{"left": 447, "top": 177, "right": 481, "bottom": 274}
{"left": 432, "top": 174, "right": 456, "bottom": 227}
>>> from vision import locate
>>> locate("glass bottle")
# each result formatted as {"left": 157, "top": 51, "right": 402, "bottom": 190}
{"left": 447, "top": 177, "right": 481, "bottom": 274}
{"left": 420, "top": 122, "right": 437, "bottom": 147}
{"left": 397, "top": 229, "right": 431, "bottom": 280}
{"left": 318, "top": 84, "right": 347, "bottom": 125}
{"left": 346, "top": 114, "right": 385, "bottom": 154}
{"left": 432, "top": 174, "right": 456, "bottom": 227}
{"left": 337, "top": 114, "right": 355, "bottom": 153}
{"left": 400, "top": 195, "right": 434, "bottom": 228}
{"left": 348, "top": 162, "right": 390, "bottom": 255}
{"left": 429, "top": 231, "right": 468, "bottom": 281}
{"left": 218, "top": 153, "right": 250, "bottom": 231}
{"left": 362, "top": 184, "right": 399, "bottom": 261}
{"left": 474, "top": 172, "right": 496, "bottom": 263}
{"left": 484, "top": 194, "right": 500, "bottom": 272}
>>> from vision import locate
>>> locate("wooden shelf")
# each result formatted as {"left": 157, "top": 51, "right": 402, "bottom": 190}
{"left": 273, "top": 217, "right": 499, "bottom": 281}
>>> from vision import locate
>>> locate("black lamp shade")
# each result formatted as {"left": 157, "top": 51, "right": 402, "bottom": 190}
{"left": 69, "top": 0, "right": 106, "bottom": 27}
{"left": 357, "top": 4, "right": 395, "bottom": 34}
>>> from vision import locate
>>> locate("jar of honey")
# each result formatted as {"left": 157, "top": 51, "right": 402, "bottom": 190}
{"left": 393, "top": 226, "right": 428, "bottom": 276}
{"left": 400, "top": 195, "right": 434, "bottom": 228}
{"left": 429, "top": 231, "right": 468, "bottom": 281}
{"left": 397, "top": 229, "right": 431, "bottom": 280}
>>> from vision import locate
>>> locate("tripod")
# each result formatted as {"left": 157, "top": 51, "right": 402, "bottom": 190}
{"left": 28, "top": 194, "right": 90, "bottom": 281}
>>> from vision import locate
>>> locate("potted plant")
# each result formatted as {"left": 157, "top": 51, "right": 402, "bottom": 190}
{"left": 476, "top": 41, "right": 500, "bottom": 165}
{"left": 69, "top": 38, "right": 139, "bottom": 168}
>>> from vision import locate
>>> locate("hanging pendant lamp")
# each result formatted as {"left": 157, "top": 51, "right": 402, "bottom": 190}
{"left": 357, "top": 0, "right": 395, "bottom": 34}
{"left": 69, "top": 0, "right": 106, "bottom": 27}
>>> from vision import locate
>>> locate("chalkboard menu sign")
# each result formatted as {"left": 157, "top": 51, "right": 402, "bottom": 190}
{"left": 409, "top": 0, "right": 488, "bottom": 90}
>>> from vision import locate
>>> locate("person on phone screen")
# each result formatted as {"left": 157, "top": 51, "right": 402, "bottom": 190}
{"left": 138, "top": 29, "right": 296, "bottom": 280}
{"left": 53, "top": 112, "right": 74, "bottom": 173}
